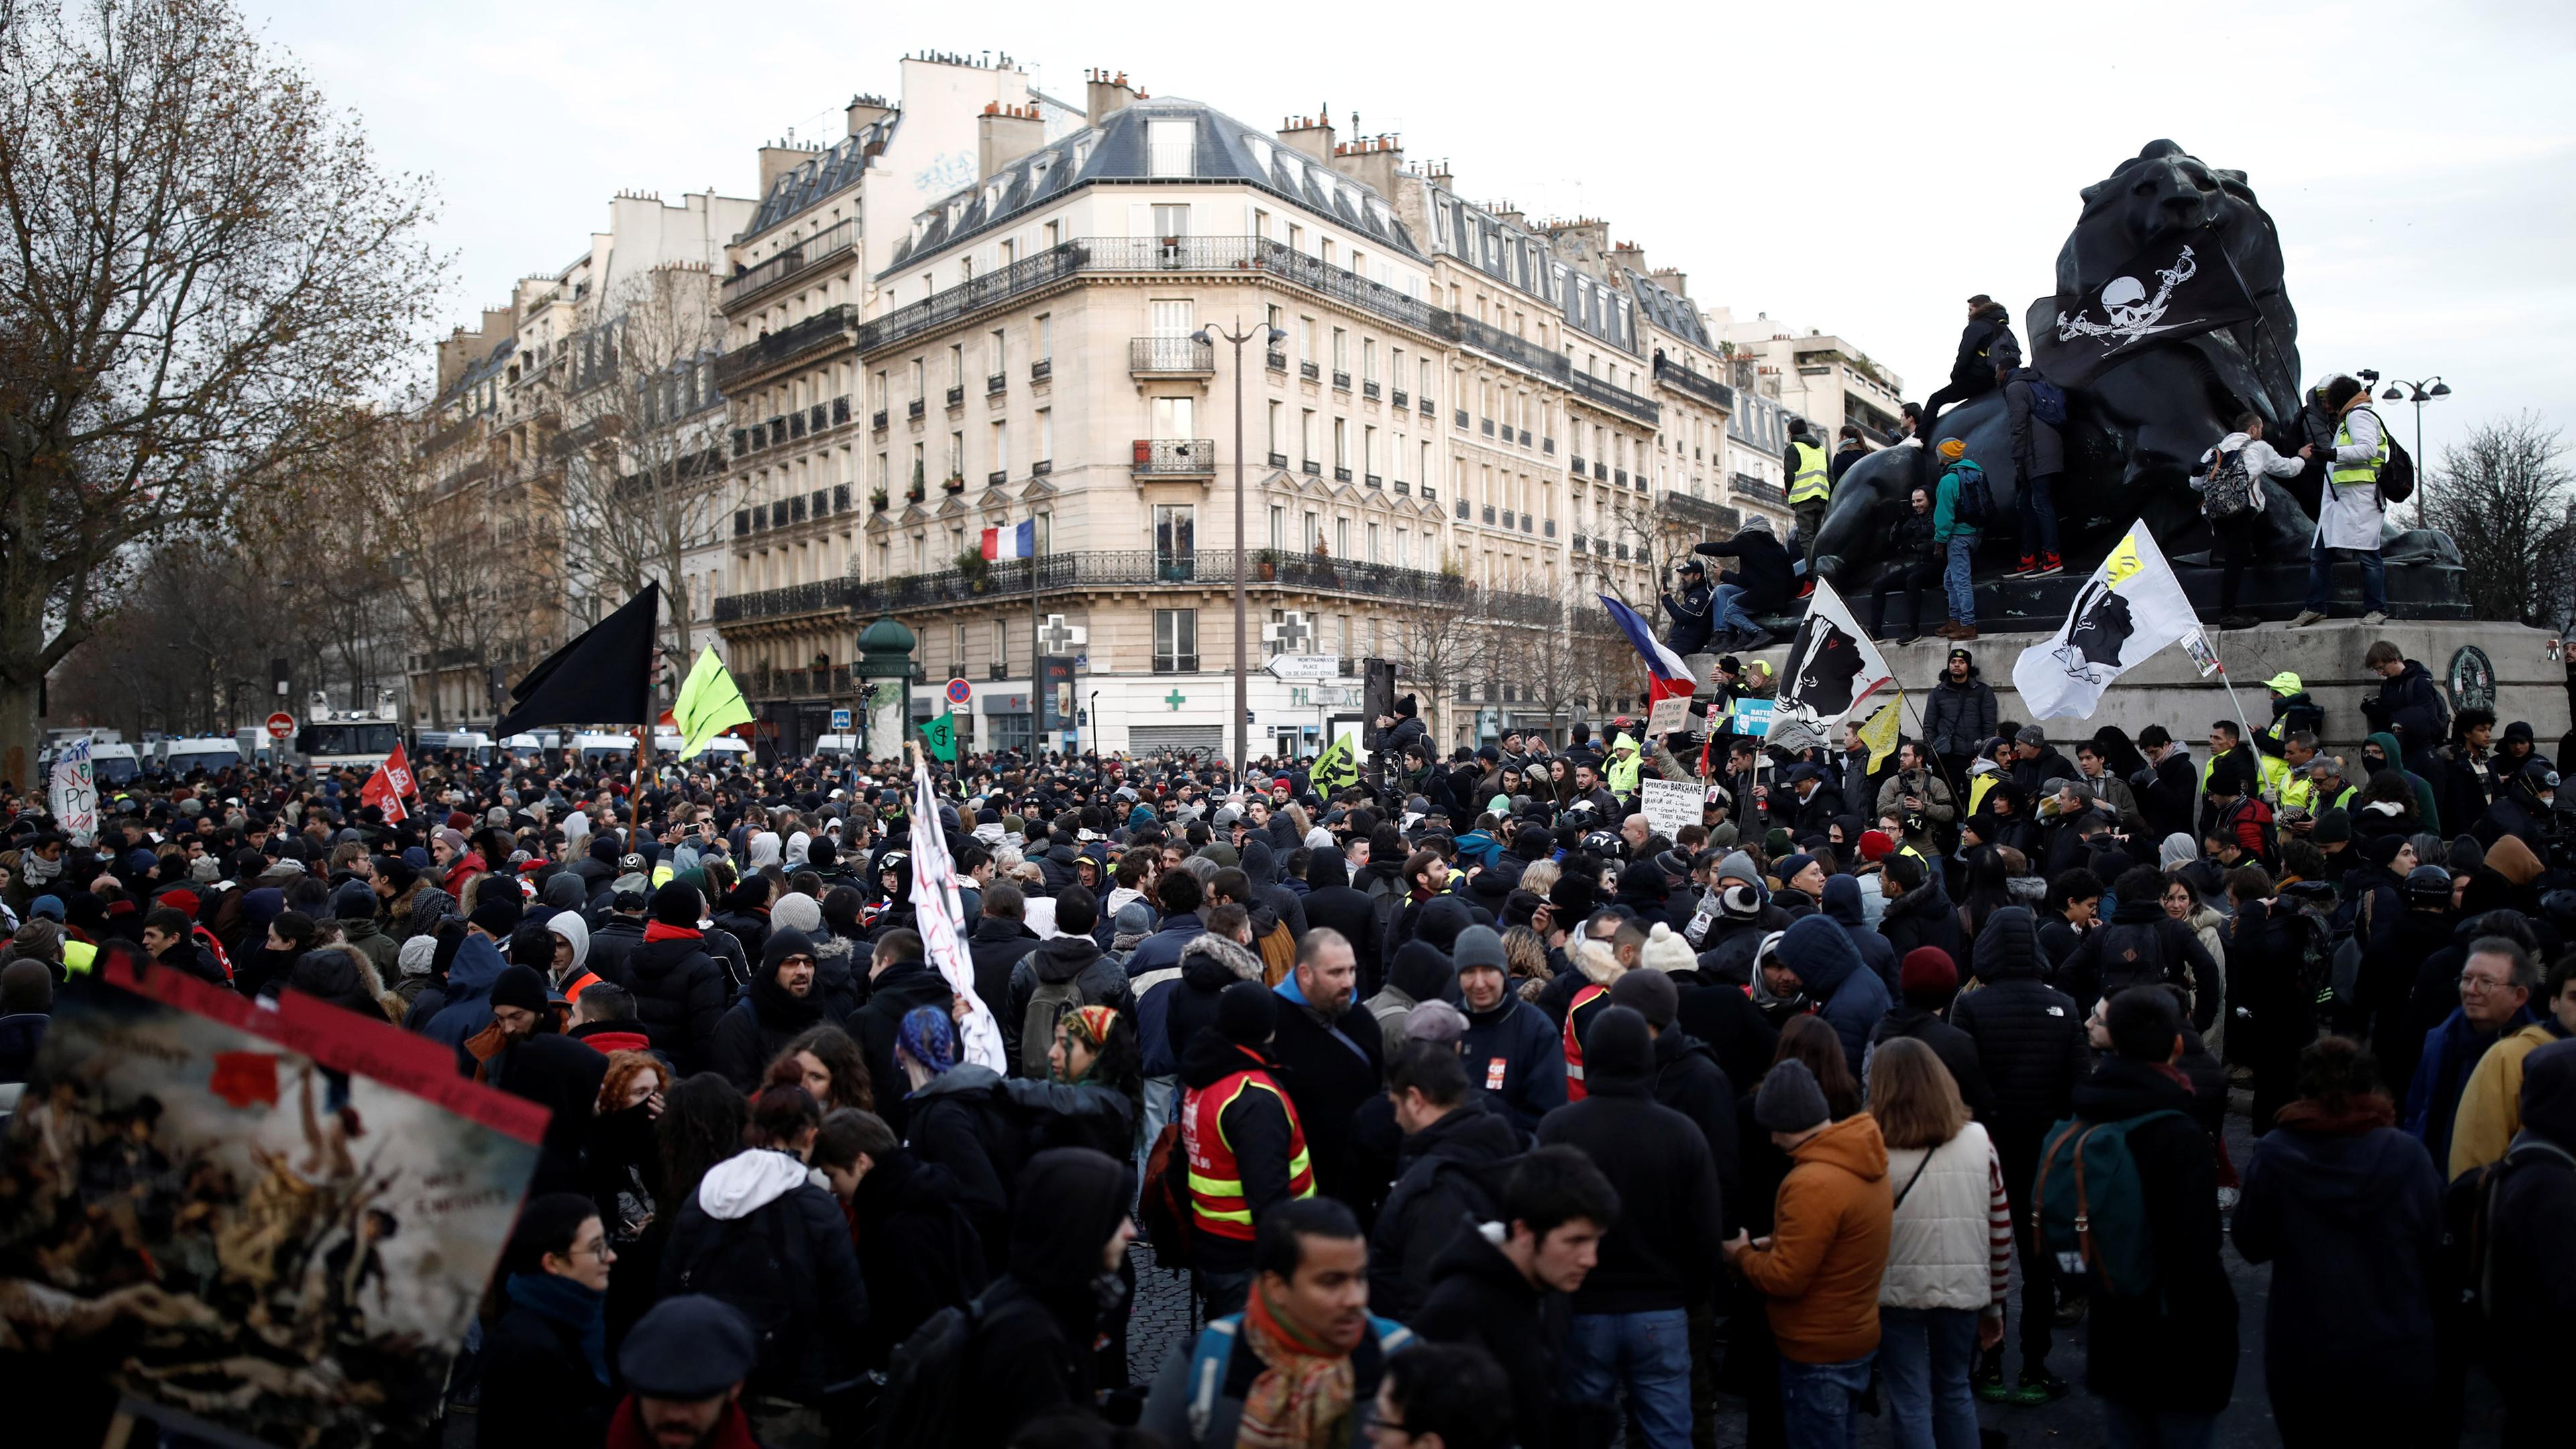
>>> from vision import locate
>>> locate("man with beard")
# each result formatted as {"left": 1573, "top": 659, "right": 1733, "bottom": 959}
{"left": 1267, "top": 929, "right": 1384, "bottom": 1212}
{"left": 708, "top": 929, "right": 826, "bottom": 1093}
{"left": 610, "top": 1295, "right": 763, "bottom": 1449}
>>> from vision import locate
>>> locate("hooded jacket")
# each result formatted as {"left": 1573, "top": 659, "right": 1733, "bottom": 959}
{"left": 2059, "top": 896, "right": 2220, "bottom": 1031}
{"left": 904, "top": 1063, "right": 1023, "bottom": 1272}
{"left": 1298, "top": 853, "right": 1383, "bottom": 973}
{"left": 2071, "top": 1057, "right": 2239, "bottom": 1413}
{"left": 1733, "top": 1111, "right": 1893, "bottom": 1364}
{"left": 848, "top": 1148, "right": 989, "bottom": 1370}
{"left": 1268, "top": 973, "right": 1387, "bottom": 1211}
{"left": 1177, "top": 1032, "right": 1303, "bottom": 1274}
{"left": 957, "top": 1148, "right": 1130, "bottom": 1446}
{"left": 2484, "top": 1039, "right": 2576, "bottom": 1397}
{"left": 2233, "top": 1094, "right": 2442, "bottom": 1407}
{"left": 1368, "top": 1104, "right": 1523, "bottom": 1321}
{"left": 624, "top": 929, "right": 729, "bottom": 1077}
{"left": 1161, "top": 932, "right": 1265, "bottom": 1070}
{"left": 284, "top": 948, "right": 396, "bottom": 1024}
{"left": 421, "top": 932, "right": 509, "bottom": 1053}
{"left": 1411, "top": 1221, "right": 1577, "bottom": 1449}
{"left": 2367, "top": 662, "right": 2447, "bottom": 758}
{"left": 1650, "top": 1026, "right": 1745, "bottom": 1233}
{"left": 1947, "top": 908, "right": 2087, "bottom": 1144}
{"left": 655, "top": 1148, "right": 869, "bottom": 1403}
{"left": 1876, "top": 876, "right": 1964, "bottom": 963}
{"left": 1922, "top": 669, "right": 1998, "bottom": 763}
{"left": 709, "top": 927, "right": 830, "bottom": 1093}
{"left": 1006, "top": 934, "right": 1131, "bottom": 1072}
{"left": 1535, "top": 1009, "right": 1725, "bottom": 1315}
{"left": 1778, "top": 914, "right": 1888, "bottom": 1071}
{"left": 849, "top": 961, "right": 955, "bottom": 1136}
{"left": 1238, "top": 839, "right": 1310, "bottom": 941}
{"left": 1821, "top": 875, "right": 1897, "bottom": 992}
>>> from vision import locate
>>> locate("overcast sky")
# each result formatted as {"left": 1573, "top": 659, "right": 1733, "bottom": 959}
{"left": 250, "top": 0, "right": 2572, "bottom": 463}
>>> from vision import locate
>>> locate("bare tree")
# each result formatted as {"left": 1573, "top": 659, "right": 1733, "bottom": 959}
{"left": 0, "top": 0, "right": 441, "bottom": 784}
{"left": 559, "top": 266, "right": 731, "bottom": 661}
{"left": 1379, "top": 569, "right": 1494, "bottom": 751}
{"left": 2420, "top": 413, "right": 2576, "bottom": 627}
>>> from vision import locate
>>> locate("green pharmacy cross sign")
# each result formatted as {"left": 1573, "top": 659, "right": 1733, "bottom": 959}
{"left": 1164, "top": 689, "right": 1186, "bottom": 710}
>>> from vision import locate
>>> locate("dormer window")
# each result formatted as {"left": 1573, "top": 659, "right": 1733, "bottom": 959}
{"left": 1147, "top": 119, "right": 1195, "bottom": 178}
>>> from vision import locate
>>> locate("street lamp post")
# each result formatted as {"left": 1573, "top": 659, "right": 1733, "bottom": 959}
{"left": 2379, "top": 376, "right": 2451, "bottom": 527}
{"left": 1194, "top": 319, "right": 1287, "bottom": 779}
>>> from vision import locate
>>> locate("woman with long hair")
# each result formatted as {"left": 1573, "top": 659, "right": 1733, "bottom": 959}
{"left": 1869, "top": 1036, "right": 2010, "bottom": 1449}
{"left": 765, "top": 1023, "right": 875, "bottom": 1113}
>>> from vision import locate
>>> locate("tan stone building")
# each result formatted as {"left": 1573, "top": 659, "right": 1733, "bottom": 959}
{"left": 712, "top": 70, "right": 1799, "bottom": 757}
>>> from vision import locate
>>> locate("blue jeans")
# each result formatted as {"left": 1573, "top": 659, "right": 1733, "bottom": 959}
{"left": 2304, "top": 539, "right": 2385, "bottom": 613}
{"left": 1564, "top": 1309, "right": 1693, "bottom": 1449}
{"left": 1879, "top": 1307, "right": 1982, "bottom": 1449}
{"left": 2101, "top": 1402, "right": 2218, "bottom": 1449}
{"left": 1711, "top": 583, "right": 1761, "bottom": 635}
{"left": 1138, "top": 1074, "right": 1177, "bottom": 1185}
{"left": 2017, "top": 470, "right": 2060, "bottom": 559}
{"left": 1944, "top": 537, "right": 1976, "bottom": 626}
{"left": 1778, "top": 1352, "right": 1876, "bottom": 1449}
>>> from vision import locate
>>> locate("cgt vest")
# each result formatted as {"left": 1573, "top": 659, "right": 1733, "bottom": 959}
{"left": 1788, "top": 441, "right": 1831, "bottom": 504}
{"left": 1182, "top": 1061, "right": 1313, "bottom": 1240}
{"left": 1563, "top": 982, "right": 1610, "bottom": 1102}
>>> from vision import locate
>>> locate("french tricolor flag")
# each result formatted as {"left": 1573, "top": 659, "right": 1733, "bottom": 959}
{"left": 981, "top": 521, "right": 1034, "bottom": 560}
{"left": 1599, "top": 594, "right": 1695, "bottom": 694}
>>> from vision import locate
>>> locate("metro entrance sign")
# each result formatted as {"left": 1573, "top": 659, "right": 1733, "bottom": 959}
{"left": 264, "top": 712, "right": 296, "bottom": 740}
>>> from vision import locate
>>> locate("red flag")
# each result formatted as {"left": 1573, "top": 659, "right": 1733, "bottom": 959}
{"left": 382, "top": 744, "right": 417, "bottom": 799}
{"left": 361, "top": 763, "right": 409, "bottom": 824}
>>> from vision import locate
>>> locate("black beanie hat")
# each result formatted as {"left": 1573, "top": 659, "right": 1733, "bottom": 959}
{"left": 489, "top": 964, "right": 551, "bottom": 1015}
{"left": 1215, "top": 979, "right": 1277, "bottom": 1046}
{"left": 469, "top": 894, "right": 524, "bottom": 938}
{"left": 651, "top": 881, "right": 703, "bottom": 927}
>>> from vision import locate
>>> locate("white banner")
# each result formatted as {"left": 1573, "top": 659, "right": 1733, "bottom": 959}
{"left": 1646, "top": 696, "right": 1693, "bottom": 737}
{"left": 1777, "top": 578, "right": 1895, "bottom": 730}
{"left": 910, "top": 748, "right": 1006, "bottom": 1071}
{"left": 50, "top": 739, "right": 97, "bottom": 845}
{"left": 2012, "top": 522, "right": 2202, "bottom": 719}
{"left": 1640, "top": 777, "right": 1702, "bottom": 842}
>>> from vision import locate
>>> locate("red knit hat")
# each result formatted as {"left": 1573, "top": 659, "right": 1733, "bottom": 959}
{"left": 1900, "top": 947, "right": 1958, "bottom": 1000}
{"left": 1858, "top": 829, "right": 1895, "bottom": 863}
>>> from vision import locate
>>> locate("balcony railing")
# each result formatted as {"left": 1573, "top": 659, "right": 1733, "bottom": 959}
{"left": 722, "top": 217, "right": 859, "bottom": 310}
{"left": 743, "top": 664, "right": 858, "bottom": 700}
{"left": 987, "top": 373, "right": 1006, "bottom": 396}
{"left": 1031, "top": 358, "right": 1053, "bottom": 382}
{"left": 908, "top": 398, "right": 925, "bottom": 419}
{"left": 945, "top": 384, "right": 964, "bottom": 408}
{"left": 1652, "top": 358, "right": 1737, "bottom": 412}
{"left": 710, "top": 577, "right": 863, "bottom": 623}
{"left": 1265, "top": 350, "right": 1288, "bottom": 371}
{"left": 1130, "top": 335, "right": 1216, "bottom": 376}
{"left": 1362, "top": 380, "right": 1380, "bottom": 400}
{"left": 1132, "top": 438, "right": 1216, "bottom": 476}
{"left": 1391, "top": 388, "right": 1409, "bottom": 409}
{"left": 1660, "top": 489, "right": 1743, "bottom": 534}
{"left": 872, "top": 409, "right": 888, "bottom": 430}
{"left": 1731, "top": 473, "right": 1790, "bottom": 506}
{"left": 713, "top": 303, "right": 857, "bottom": 390}
{"left": 1299, "top": 360, "right": 1321, "bottom": 382}
{"left": 1332, "top": 370, "right": 1351, "bottom": 390}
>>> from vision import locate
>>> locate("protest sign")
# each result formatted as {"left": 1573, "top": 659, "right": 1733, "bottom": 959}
{"left": 1640, "top": 777, "right": 1702, "bottom": 841}
{"left": 1646, "top": 696, "right": 1692, "bottom": 737}
{"left": 49, "top": 737, "right": 96, "bottom": 845}
{"left": 0, "top": 952, "right": 543, "bottom": 1448}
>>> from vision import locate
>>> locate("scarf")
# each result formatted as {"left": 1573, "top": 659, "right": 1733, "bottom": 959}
{"left": 2271, "top": 1094, "right": 2397, "bottom": 1136}
{"left": 505, "top": 1271, "right": 608, "bottom": 1385}
{"left": 641, "top": 920, "right": 702, "bottom": 945}
{"left": 1236, "top": 1282, "right": 1356, "bottom": 1449}
{"left": 21, "top": 851, "right": 61, "bottom": 886}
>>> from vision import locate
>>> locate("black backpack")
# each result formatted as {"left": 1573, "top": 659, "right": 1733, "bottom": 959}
{"left": 674, "top": 1195, "right": 815, "bottom": 1397}
{"left": 2377, "top": 428, "right": 2417, "bottom": 504}
{"left": 2093, "top": 920, "right": 2175, "bottom": 1000}
{"left": 2441, "top": 1134, "right": 2576, "bottom": 1354}
{"left": 1949, "top": 462, "right": 1994, "bottom": 526}
{"left": 876, "top": 1290, "right": 990, "bottom": 1449}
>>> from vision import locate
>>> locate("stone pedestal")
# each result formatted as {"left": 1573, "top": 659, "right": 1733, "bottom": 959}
{"left": 1725, "top": 620, "right": 2570, "bottom": 758}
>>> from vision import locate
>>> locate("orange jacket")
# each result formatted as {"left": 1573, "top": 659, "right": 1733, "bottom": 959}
{"left": 1735, "top": 1112, "right": 1894, "bottom": 1363}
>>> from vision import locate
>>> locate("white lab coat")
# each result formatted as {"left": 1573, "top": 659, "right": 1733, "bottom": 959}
{"left": 2312, "top": 407, "right": 2385, "bottom": 552}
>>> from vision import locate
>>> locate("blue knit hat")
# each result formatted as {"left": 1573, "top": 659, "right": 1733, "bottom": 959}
{"left": 898, "top": 1004, "right": 957, "bottom": 1076}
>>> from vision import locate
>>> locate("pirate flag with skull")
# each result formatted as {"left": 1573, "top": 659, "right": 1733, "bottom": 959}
{"left": 2012, "top": 524, "right": 2201, "bottom": 720}
{"left": 2033, "top": 239, "right": 2262, "bottom": 388}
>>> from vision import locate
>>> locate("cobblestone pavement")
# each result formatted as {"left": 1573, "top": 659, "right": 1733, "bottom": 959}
{"left": 1126, "top": 1089, "right": 2512, "bottom": 1446}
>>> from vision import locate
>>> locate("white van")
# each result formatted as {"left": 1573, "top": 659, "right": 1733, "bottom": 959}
{"left": 87, "top": 741, "right": 143, "bottom": 786}
{"left": 159, "top": 737, "right": 244, "bottom": 775}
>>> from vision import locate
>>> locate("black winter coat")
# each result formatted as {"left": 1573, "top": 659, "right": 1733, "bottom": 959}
{"left": 1947, "top": 910, "right": 2086, "bottom": 1145}
{"left": 1922, "top": 675, "right": 1998, "bottom": 761}
{"left": 1411, "top": 1226, "right": 1579, "bottom": 1449}
{"left": 849, "top": 1148, "right": 990, "bottom": 1370}
{"left": 1650, "top": 1028, "right": 1743, "bottom": 1234}
{"left": 655, "top": 1157, "right": 871, "bottom": 1404}
{"left": 849, "top": 962, "right": 955, "bottom": 1136}
{"left": 2131, "top": 752, "right": 2201, "bottom": 844}
{"left": 902, "top": 1065, "right": 1023, "bottom": 1271}
{"left": 1665, "top": 970, "right": 1780, "bottom": 1104}
{"left": 965, "top": 916, "right": 1040, "bottom": 1063}
{"left": 2058, "top": 900, "right": 2220, "bottom": 1031}
{"left": 2484, "top": 1042, "right": 2576, "bottom": 1400}
{"left": 1870, "top": 1006, "right": 2000, "bottom": 1126}
{"left": 2072, "top": 1058, "right": 2238, "bottom": 1413}
{"left": 1535, "top": 1012, "right": 1723, "bottom": 1314}
{"left": 1877, "top": 879, "right": 1964, "bottom": 963}
{"left": 623, "top": 933, "right": 729, "bottom": 1077}
{"left": 1267, "top": 992, "right": 1387, "bottom": 1213}
{"left": 476, "top": 1295, "right": 612, "bottom": 1448}
{"left": 585, "top": 914, "right": 647, "bottom": 985}
{"left": 1367, "top": 1104, "right": 1521, "bottom": 1321}
{"left": 1693, "top": 531, "right": 1793, "bottom": 612}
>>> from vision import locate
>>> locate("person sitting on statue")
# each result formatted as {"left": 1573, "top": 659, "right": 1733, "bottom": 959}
{"left": 1912, "top": 295, "right": 2019, "bottom": 443}
{"left": 1695, "top": 516, "right": 1793, "bottom": 652}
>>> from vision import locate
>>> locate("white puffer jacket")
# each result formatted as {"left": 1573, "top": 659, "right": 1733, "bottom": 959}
{"left": 1878, "top": 1121, "right": 2006, "bottom": 1312}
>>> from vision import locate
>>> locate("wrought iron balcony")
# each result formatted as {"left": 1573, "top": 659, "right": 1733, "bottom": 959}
{"left": 1265, "top": 349, "right": 1287, "bottom": 371}
{"left": 1132, "top": 438, "right": 1216, "bottom": 476}
{"left": 987, "top": 373, "right": 1006, "bottom": 396}
{"left": 945, "top": 385, "right": 963, "bottom": 408}
{"left": 872, "top": 409, "right": 888, "bottom": 431}
{"left": 1267, "top": 451, "right": 1289, "bottom": 468}
{"left": 1332, "top": 370, "right": 1351, "bottom": 390}
{"left": 714, "top": 303, "right": 857, "bottom": 390}
{"left": 721, "top": 217, "right": 859, "bottom": 311}
{"left": 1417, "top": 397, "right": 1434, "bottom": 417}
{"left": 710, "top": 576, "right": 862, "bottom": 623}
{"left": 908, "top": 398, "right": 925, "bottom": 420}
{"left": 1031, "top": 358, "right": 1053, "bottom": 382}
{"left": 1391, "top": 388, "right": 1409, "bottom": 409}
{"left": 1594, "top": 462, "right": 1609, "bottom": 480}
{"left": 1130, "top": 335, "right": 1216, "bottom": 376}
{"left": 1334, "top": 466, "right": 1352, "bottom": 482}
{"left": 1362, "top": 380, "right": 1381, "bottom": 400}
{"left": 1299, "top": 360, "right": 1321, "bottom": 382}
{"left": 1652, "top": 358, "right": 1737, "bottom": 412}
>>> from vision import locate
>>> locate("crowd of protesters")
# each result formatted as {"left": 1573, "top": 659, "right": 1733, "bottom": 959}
{"left": 1, "top": 629, "right": 2572, "bottom": 1449}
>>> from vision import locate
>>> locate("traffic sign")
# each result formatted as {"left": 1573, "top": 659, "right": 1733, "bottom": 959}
{"left": 829, "top": 708, "right": 852, "bottom": 731}
{"left": 1263, "top": 654, "right": 1342, "bottom": 682}
{"left": 264, "top": 712, "right": 296, "bottom": 741}
{"left": 944, "top": 677, "right": 973, "bottom": 706}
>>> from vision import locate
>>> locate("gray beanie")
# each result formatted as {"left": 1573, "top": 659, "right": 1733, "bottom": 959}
{"left": 397, "top": 934, "right": 439, "bottom": 979}
{"left": 1755, "top": 1058, "right": 1831, "bottom": 1134}
{"left": 1716, "top": 851, "right": 1762, "bottom": 888}
{"left": 1403, "top": 999, "right": 1468, "bottom": 1044}
{"left": 1452, "top": 924, "right": 1507, "bottom": 974}
{"left": 773, "top": 891, "right": 824, "bottom": 934}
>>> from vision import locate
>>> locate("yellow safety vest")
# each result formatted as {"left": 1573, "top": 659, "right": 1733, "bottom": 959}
{"left": 1787, "top": 441, "right": 1831, "bottom": 504}
{"left": 64, "top": 938, "right": 97, "bottom": 975}
{"left": 2256, "top": 753, "right": 2290, "bottom": 804}
{"left": 1967, "top": 772, "right": 1998, "bottom": 816}
{"left": 2330, "top": 411, "right": 2389, "bottom": 491}
{"left": 2279, "top": 771, "right": 2315, "bottom": 816}
{"left": 1607, "top": 738, "right": 1642, "bottom": 796}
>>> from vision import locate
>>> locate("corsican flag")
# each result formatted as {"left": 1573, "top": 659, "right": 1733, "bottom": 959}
{"left": 2012, "top": 523, "right": 2202, "bottom": 719}
{"left": 1776, "top": 578, "right": 1894, "bottom": 730}
{"left": 672, "top": 647, "right": 754, "bottom": 759}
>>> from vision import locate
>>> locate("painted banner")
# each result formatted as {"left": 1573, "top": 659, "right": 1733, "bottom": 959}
{"left": 49, "top": 737, "right": 96, "bottom": 845}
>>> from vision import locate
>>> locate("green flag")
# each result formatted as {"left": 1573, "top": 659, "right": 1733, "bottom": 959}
{"left": 920, "top": 710, "right": 959, "bottom": 762}
{"left": 1311, "top": 733, "right": 1358, "bottom": 793}
{"left": 672, "top": 647, "right": 754, "bottom": 759}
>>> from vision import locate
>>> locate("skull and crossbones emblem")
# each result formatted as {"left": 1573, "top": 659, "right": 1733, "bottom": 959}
{"left": 2057, "top": 246, "right": 2199, "bottom": 347}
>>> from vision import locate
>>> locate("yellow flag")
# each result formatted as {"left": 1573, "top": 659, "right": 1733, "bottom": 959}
{"left": 1859, "top": 694, "right": 1903, "bottom": 773}
{"left": 1311, "top": 733, "right": 1358, "bottom": 793}
{"left": 673, "top": 647, "right": 753, "bottom": 760}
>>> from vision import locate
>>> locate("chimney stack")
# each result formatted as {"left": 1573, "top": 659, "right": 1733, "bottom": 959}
{"left": 1611, "top": 241, "right": 1648, "bottom": 275}
{"left": 1650, "top": 265, "right": 1690, "bottom": 299}
{"left": 1325, "top": 131, "right": 1405, "bottom": 199}
{"left": 1085, "top": 68, "right": 1137, "bottom": 128}
{"left": 845, "top": 93, "right": 892, "bottom": 137}
{"left": 759, "top": 143, "right": 816, "bottom": 200}
{"left": 978, "top": 103, "right": 1045, "bottom": 181}
{"left": 1278, "top": 106, "right": 1337, "bottom": 164}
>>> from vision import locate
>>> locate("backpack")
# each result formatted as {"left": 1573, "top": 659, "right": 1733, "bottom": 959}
{"left": 1137, "top": 1120, "right": 1195, "bottom": 1268}
{"left": 2201, "top": 448, "right": 2255, "bottom": 521}
{"left": 673, "top": 1196, "right": 814, "bottom": 1397}
{"left": 2093, "top": 920, "right": 2176, "bottom": 1001}
{"left": 2033, "top": 1109, "right": 2192, "bottom": 1298}
{"left": 875, "top": 1291, "right": 989, "bottom": 1449}
{"left": 2441, "top": 1133, "right": 2576, "bottom": 1354}
{"left": 2322, "top": 890, "right": 2377, "bottom": 1024}
{"left": 2025, "top": 376, "right": 2068, "bottom": 427}
{"left": 1020, "top": 975, "right": 1091, "bottom": 1078}
{"left": 2377, "top": 424, "right": 2416, "bottom": 504}
{"left": 1949, "top": 462, "right": 1993, "bottom": 526}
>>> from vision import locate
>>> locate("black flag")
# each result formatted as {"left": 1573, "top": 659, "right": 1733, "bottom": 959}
{"left": 495, "top": 583, "right": 660, "bottom": 735}
{"left": 2030, "top": 236, "right": 2259, "bottom": 389}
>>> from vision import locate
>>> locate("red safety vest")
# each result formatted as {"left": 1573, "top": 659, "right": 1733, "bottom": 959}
{"left": 1181, "top": 1055, "right": 1313, "bottom": 1240}
{"left": 1563, "top": 982, "right": 1610, "bottom": 1102}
